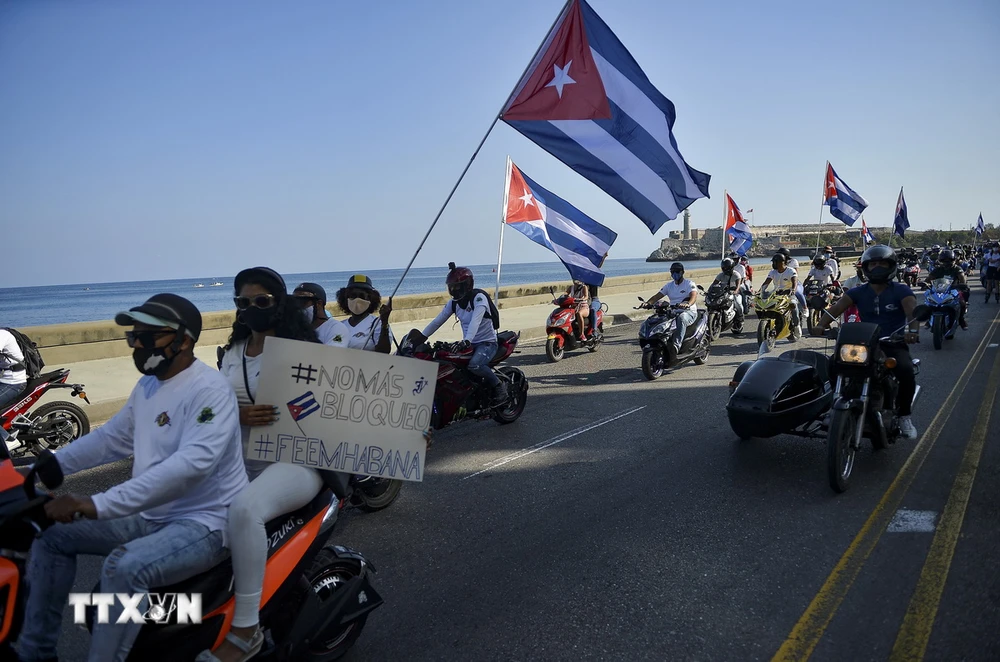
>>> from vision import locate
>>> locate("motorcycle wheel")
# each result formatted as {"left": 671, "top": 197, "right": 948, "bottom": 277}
{"left": 827, "top": 409, "right": 858, "bottom": 493}
{"left": 708, "top": 312, "right": 722, "bottom": 340}
{"left": 545, "top": 338, "right": 565, "bottom": 362}
{"left": 641, "top": 349, "right": 664, "bottom": 380}
{"left": 808, "top": 309, "right": 823, "bottom": 335}
{"left": 492, "top": 367, "right": 527, "bottom": 424}
{"left": 757, "top": 320, "right": 776, "bottom": 351}
{"left": 932, "top": 315, "right": 944, "bottom": 350}
{"left": 693, "top": 338, "right": 710, "bottom": 365}
{"left": 354, "top": 478, "right": 403, "bottom": 512}
{"left": 28, "top": 401, "right": 90, "bottom": 451}
{"left": 587, "top": 324, "right": 604, "bottom": 352}
{"left": 304, "top": 550, "right": 369, "bottom": 660}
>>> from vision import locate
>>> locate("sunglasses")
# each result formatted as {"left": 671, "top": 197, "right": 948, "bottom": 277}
{"left": 293, "top": 295, "right": 318, "bottom": 307}
{"left": 126, "top": 329, "right": 175, "bottom": 348}
{"left": 234, "top": 294, "right": 277, "bottom": 310}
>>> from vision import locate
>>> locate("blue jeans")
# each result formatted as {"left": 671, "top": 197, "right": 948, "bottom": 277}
{"left": 16, "top": 515, "right": 227, "bottom": 662}
{"left": 671, "top": 308, "right": 698, "bottom": 352}
{"left": 468, "top": 342, "right": 499, "bottom": 387}
{"left": 0, "top": 381, "right": 25, "bottom": 408}
{"left": 589, "top": 299, "right": 601, "bottom": 332}
{"left": 794, "top": 283, "right": 807, "bottom": 314}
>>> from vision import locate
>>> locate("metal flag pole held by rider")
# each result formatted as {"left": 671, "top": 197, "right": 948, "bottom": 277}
{"left": 387, "top": 0, "right": 572, "bottom": 300}
{"left": 721, "top": 188, "right": 728, "bottom": 256}
{"left": 494, "top": 156, "right": 513, "bottom": 300}
{"left": 816, "top": 160, "right": 828, "bottom": 254}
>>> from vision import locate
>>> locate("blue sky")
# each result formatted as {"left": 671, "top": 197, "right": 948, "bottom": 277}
{"left": 1, "top": 0, "right": 997, "bottom": 287}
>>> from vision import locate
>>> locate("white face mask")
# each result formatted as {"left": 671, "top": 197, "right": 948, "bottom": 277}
{"left": 348, "top": 298, "right": 370, "bottom": 315}
{"left": 302, "top": 306, "right": 315, "bottom": 324}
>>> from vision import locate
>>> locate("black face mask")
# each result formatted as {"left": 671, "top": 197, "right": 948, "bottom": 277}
{"left": 133, "top": 346, "right": 175, "bottom": 377}
{"left": 240, "top": 306, "right": 277, "bottom": 332}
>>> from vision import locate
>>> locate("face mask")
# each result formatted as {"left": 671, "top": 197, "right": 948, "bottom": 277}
{"left": 241, "top": 306, "right": 276, "bottom": 332}
{"left": 132, "top": 346, "right": 175, "bottom": 377}
{"left": 302, "top": 306, "right": 315, "bottom": 324}
{"left": 348, "top": 298, "right": 370, "bottom": 315}
{"left": 671, "top": 272, "right": 683, "bottom": 283}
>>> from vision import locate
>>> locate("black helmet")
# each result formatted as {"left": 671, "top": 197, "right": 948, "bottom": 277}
{"left": 812, "top": 256, "right": 827, "bottom": 269}
{"left": 771, "top": 253, "right": 786, "bottom": 268}
{"left": 938, "top": 249, "right": 955, "bottom": 265}
{"left": 860, "top": 245, "right": 898, "bottom": 284}
{"left": 777, "top": 247, "right": 791, "bottom": 257}
{"left": 721, "top": 258, "right": 734, "bottom": 274}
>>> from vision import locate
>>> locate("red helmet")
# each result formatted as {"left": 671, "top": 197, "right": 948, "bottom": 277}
{"left": 445, "top": 262, "right": 474, "bottom": 299}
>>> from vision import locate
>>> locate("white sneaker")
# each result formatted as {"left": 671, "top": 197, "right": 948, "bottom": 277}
{"left": 898, "top": 416, "right": 918, "bottom": 439}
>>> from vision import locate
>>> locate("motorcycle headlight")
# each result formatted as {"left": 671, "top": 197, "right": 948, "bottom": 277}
{"left": 839, "top": 344, "right": 869, "bottom": 364}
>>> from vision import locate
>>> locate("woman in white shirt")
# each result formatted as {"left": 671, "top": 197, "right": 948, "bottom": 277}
{"left": 335, "top": 274, "right": 394, "bottom": 354}
{"left": 204, "top": 266, "right": 325, "bottom": 662}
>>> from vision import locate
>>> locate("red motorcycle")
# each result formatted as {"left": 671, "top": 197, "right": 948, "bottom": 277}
{"left": 544, "top": 292, "right": 606, "bottom": 362}
{"left": 1, "top": 368, "right": 90, "bottom": 460}
{"left": 397, "top": 330, "right": 528, "bottom": 429}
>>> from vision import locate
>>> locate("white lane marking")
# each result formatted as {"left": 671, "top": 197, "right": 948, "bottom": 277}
{"left": 461, "top": 406, "right": 646, "bottom": 480}
{"left": 886, "top": 509, "right": 938, "bottom": 533}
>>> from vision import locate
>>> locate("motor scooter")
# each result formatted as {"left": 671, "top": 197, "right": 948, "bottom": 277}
{"left": 634, "top": 295, "right": 711, "bottom": 380}
{"left": 544, "top": 290, "right": 606, "bottom": 362}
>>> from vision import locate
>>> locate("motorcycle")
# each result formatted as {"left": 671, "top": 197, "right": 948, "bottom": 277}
{"left": 397, "top": 329, "right": 528, "bottom": 429}
{"left": 1, "top": 367, "right": 91, "bottom": 460}
{"left": 0, "top": 438, "right": 383, "bottom": 661}
{"left": 803, "top": 283, "right": 837, "bottom": 335}
{"left": 923, "top": 277, "right": 962, "bottom": 349}
{"left": 902, "top": 261, "right": 921, "bottom": 287}
{"left": 753, "top": 290, "right": 798, "bottom": 351}
{"left": 704, "top": 282, "right": 743, "bottom": 339}
{"left": 544, "top": 290, "right": 607, "bottom": 362}
{"left": 635, "top": 296, "right": 711, "bottom": 380}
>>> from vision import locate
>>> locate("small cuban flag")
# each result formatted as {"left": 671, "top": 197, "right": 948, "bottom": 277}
{"left": 861, "top": 217, "right": 875, "bottom": 245}
{"left": 823, "top": 162, "right": 869, "bottom": 227}
{"left": 287, "top": 391, "right": 320, "bottom": 435}
{"left": 724, "top": 192, "right": 753, "bottom": 256}
{"left": 976, "top": 213, "right": 985, "bottom": 236}
{"left": 894, "top": 187, "right": 910, "bottom": 238}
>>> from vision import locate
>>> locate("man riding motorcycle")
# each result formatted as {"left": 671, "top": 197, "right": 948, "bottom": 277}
{"left": 812, "top": 245, "right": 921, "bottom": 440}
{"left": 712, "top": 258, "right": 745, "bottom": 330}
{"left": 422, "top": 262, "right": 506, "bottom": 404}
{"left": 760, "top": 253, "right": 802, "bottom": 340}
{"left": 641, "top": 262, "right": 699, "bottom": 364}
{"left": 923, "top": 248, "right": 969, "bottom": 329}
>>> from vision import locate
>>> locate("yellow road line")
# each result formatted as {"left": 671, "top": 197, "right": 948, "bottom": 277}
{"left": 772, "top": 313, "right": 1000, "bottom": 662}
{"left": 888, "top": 344, "right": 1000, "bottom": 660}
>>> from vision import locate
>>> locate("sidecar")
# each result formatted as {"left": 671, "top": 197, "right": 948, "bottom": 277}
{"left": 726, "top": 350, "right": 833, "bottom": 439}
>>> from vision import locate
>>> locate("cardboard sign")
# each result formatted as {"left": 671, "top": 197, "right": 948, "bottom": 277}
{"left": 247, "top": 337, "right": 436, "bottom": 482}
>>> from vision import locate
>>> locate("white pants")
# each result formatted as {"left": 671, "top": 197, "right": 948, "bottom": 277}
{"left": 228, "top": 462, "right": 324, "bottom": 627}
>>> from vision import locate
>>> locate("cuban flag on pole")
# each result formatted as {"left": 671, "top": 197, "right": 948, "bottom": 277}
{"left": 823, "top": 162, "right": 868, "bottom": 227}
{"left": 503, "top": 159, "right": 617, "bottom": 285}
{"left": 724, "top": 193, "right": 753, "bottom": 256}
{"left": 976, "top": 213, "right": 985, "bottom": 236}
{"left": 894, "top": 187, "right": 910, "bottom": 238}
{"left": 861, "top": 217, "right": 875, "bottom": 245}
{"left": 499, "top": 0, "right": 710, "bottom": 235}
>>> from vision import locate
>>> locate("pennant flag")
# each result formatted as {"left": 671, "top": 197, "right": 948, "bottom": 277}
{"left": 893, "top": 187, "right": 910, "bottom": 238}
{"left": 724, "top": 193, "right": 753, "bottom": 256}
{"left": 504, "top": 159, "right": 617, "bottom": 285}
{"left": 287, "top": 391, "right": 319, "bottom": 422}
{"left": 500, "top": 0, "right": 710, "bottom": 235}
{"left": 861, "top": 217, "right": 875, "bottom": 245}
{"left": 976, "top": 213, "right": 985, "bottom": 236}
{"left": 822, "top": 162, "right": 869, "bottom": 226}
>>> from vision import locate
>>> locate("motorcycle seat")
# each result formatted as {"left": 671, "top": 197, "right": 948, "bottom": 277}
{"left": 491, "top": 331, "right": 517, "bottom": 362}
{"left": 684, "top": 310, "right": 706, "bottom": 339}
{"left": 778, "top": 350, "right": 830, "bottom": 385}
{"left": 17, "top": 370, "right": 68, "bottom": 398}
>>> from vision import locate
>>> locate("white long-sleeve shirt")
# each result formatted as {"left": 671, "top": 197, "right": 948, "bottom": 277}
{"left": 422, "top": 293, "right": 497, "bottom": 344}
{"left": 54, "top": 360, "right": 249, "bottom": 539}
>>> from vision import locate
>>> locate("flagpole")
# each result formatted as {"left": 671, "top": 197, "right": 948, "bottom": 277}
{"left": 816, "top": 161, "right": 828, "bottom": 254}
{"left": 722, "top": 189, "right": 728, "bottom": 256}
{"left": 495, "top": 156, "right": 513, "bottom": 300}
{"left": 387, "top": 0, "right": 573, "bottom": 299}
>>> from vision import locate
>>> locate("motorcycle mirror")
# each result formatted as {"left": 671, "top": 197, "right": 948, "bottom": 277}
{"left": 911, "top": 304, "right": 932, "bottom": 322}
{"left": 637, "top": 296, "right": 645, "bottom": 302}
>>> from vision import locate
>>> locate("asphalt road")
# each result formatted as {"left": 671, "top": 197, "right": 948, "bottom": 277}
{"left": 44, "top": 284, "right": 1000, "bottom": 661}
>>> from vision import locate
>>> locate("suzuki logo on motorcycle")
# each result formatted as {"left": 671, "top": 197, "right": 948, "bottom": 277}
{"left": 69, "top": 593, "right": 202, "bottom": 624}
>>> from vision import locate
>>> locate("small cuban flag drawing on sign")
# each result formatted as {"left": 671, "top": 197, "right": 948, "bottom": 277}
{"left": 287, "top": 391, "right": 319, "bottom": 435}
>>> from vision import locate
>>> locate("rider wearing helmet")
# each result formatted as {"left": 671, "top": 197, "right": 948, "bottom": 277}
{"left": 925, "top": 249, "right": 969, "bottom": 329}
{"left": 985, "top": 242, "right": 1000, "bottom": 302}
{"left": 805, "top": 256, "right": 836, "bottom": 288}
{"left": 642, "top": 262, "right": 700, "bottom": 363}
{"left": 813, "top": 245, "right": 920, "bottom": 439}
{"left": 777, "top": 247, "right": 807, "bottom": 321}
{"left": 422, "top": 262, "right": 506, "bottom": 404}
{"left": 760, "top": 253, "right": 801, "bottom": 341}
{"left": 822, "top": 246, "right": 840, "bottom": 281}
{"left": 712, "top": 258, "right": 745, "bottom": 330}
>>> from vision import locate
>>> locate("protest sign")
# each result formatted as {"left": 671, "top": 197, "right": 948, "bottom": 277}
{"left": 247, "top": 337, "right": 436, "bottom": 482}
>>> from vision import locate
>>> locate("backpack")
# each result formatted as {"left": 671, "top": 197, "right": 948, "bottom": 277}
{"left": 451, "top": 289, "right": 500, "bottom": 331}
{"left": 2, "top": 328, "right": 45, "bottom": 380}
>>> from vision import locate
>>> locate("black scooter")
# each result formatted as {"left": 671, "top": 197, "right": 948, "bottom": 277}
{"left": 635, "top": 294, "right": 711, "bottom": 380}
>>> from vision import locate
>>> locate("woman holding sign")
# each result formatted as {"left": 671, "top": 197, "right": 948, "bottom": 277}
{"left": 206, "top": 266, "right": 325, "bottom": 662}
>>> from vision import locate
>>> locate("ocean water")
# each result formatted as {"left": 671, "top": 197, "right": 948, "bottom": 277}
{"left": 0, "top": 258, "right": 753, "bottom": 328}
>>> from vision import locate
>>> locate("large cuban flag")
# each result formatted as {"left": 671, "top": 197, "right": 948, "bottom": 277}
{"left": 823, "top": 162, "right": 869, "bottom": 227}
{"left": 724, "top": 193, "right": 753, "bottom": 256}
{"left": 500, "top": 0, "right": 710, "bottom": 234}
{"left": 504, "top": 159, "right": 617, "bottom": 286}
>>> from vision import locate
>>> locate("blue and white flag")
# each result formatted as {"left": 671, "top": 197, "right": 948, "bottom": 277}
{"left": 724, "top": 193, "right": 753, "bottom": 256}
{"left": 499, "top": 0, "right": 710, "bottom": 234}
{"left": 976, "top": 213, "right": 985, "bottom": 236}
{"left": 894, "top": 187, "right": 910, "bottom": 238}
{"left": 823, "top": 162, "right": 869, "bottom": 227}
{"left": 861, "top": 217, "right": 875, "bottom": 245}
{"left": 504, "top": 159, "right": 617, "bottom": 286}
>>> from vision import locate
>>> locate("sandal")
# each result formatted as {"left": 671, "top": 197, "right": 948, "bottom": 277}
{"left": 194, "top": 627, "right": 264, "bottom": 662}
